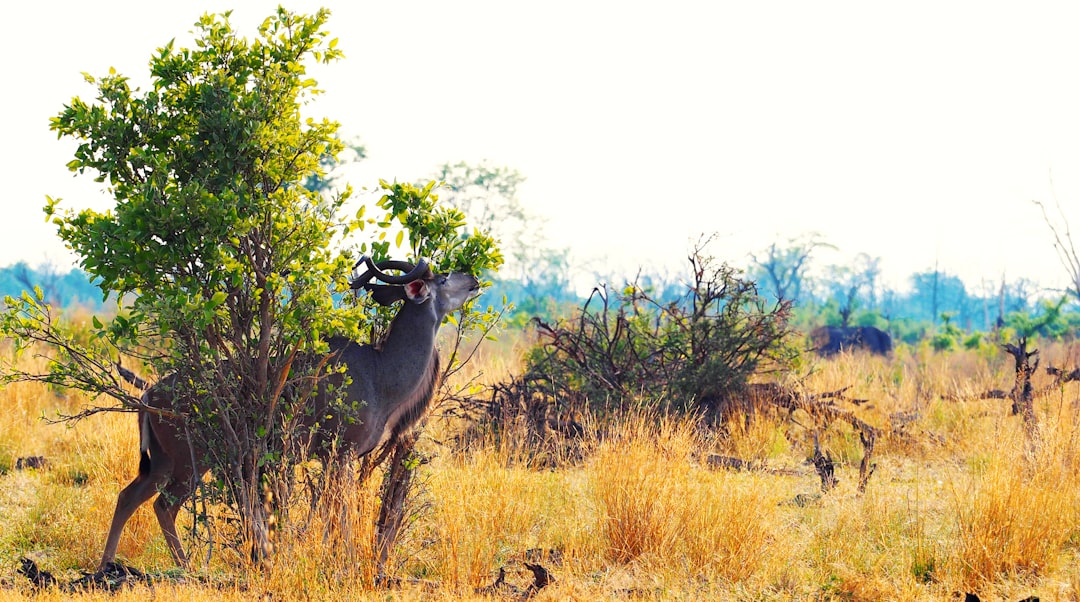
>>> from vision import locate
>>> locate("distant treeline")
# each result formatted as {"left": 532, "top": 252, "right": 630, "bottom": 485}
{"left": 7, "top": 259, "right": 1077, "bottom": 344}
{"left": 0, "top": 262, "right": 107, "bottom": 309}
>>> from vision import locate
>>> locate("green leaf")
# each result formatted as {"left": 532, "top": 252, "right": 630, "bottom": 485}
{"left": 208, "top": 290, "right": 228, "bottom": 308}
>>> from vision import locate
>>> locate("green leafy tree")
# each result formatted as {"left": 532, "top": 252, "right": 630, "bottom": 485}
{"left": 1, "top": 9, "right": 500, "bottom": 565}
{"left": 931, "top": 312, "right": 963, "bottom": 351}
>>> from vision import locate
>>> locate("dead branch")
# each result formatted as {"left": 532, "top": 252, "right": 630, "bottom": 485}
{"left": 705, "top": 454, "right": 807, "bottom": 477}
{"left": 1047, "top": 365, "right": 1080, "bottom": 385}
{"left": 717, "top": 382, "right": 879, "bottom": 492}
{"left": 858, "top": 429, "right": 877, "bottom": 493}
{"left": 1034, "top": 197, "right": 1080, "bottom": 300}
{"left": 811, "top": 432, "right": 838, "bottom": 493}
{"left": 1004, "top": 338, "right": 1039, "bottom": 438}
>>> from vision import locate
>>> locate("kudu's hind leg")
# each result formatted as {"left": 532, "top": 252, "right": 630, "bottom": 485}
{"left": 153, "top": 463, "right": 199, "bottom": 568}
{"left": 99, "top": 457, "right": 172, "bottom": 570}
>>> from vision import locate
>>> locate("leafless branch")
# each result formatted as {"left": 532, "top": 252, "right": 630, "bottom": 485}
{"left": 1033, "top": 193, "right": 1080, "bottom": 300}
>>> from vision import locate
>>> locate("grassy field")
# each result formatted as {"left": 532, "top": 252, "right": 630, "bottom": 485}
{"left": 3, "top": 336, "right": 1080, "bottom": 600}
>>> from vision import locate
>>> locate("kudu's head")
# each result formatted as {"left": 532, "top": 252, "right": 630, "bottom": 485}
{"left": 349, "top": 256, "right": 480, "bottom": 320}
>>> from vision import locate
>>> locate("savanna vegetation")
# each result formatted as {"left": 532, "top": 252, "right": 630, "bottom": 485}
{"left": 5, "top": 316, "right": 1080, "bottom": 600}
{"left": 4, "top": 6, "right": 1080, "bottom": 602}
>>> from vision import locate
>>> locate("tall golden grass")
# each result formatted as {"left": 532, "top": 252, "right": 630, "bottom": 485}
{"left": 3, "top": 340, "right": 1080, "bottom": 600}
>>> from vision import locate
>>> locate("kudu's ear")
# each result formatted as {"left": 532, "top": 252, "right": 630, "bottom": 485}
{"left": 404, "top": 279, "right": 431, "bottom": 303}
{"left": 364, "top": 284, "right": 407, "bottom": 306}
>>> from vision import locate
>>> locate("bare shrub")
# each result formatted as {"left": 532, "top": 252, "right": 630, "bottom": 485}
{"left": 474, "top": 241, "right": 797, "bottom": 436}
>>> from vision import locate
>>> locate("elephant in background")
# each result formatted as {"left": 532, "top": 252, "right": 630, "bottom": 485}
{"left": 811, "top": 325, "right": 893, "bottom": 356}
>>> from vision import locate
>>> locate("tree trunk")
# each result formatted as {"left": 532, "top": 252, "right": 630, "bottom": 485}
{"left": 374, "top": 434, "right": 420, "bottom": 583}
{"left": 812, "top": 432, "right": 838, "bottom": 493}
{"left": 1004, "top": 338, "right": 1039, "bottom": 439}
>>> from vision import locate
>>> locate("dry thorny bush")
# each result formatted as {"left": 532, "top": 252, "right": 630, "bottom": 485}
{"left": 442, "top": 246, "right": 886, "bottom": 491}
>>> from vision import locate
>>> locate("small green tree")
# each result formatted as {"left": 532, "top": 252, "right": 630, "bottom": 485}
{"left": 931, "top": 312, "right": 963, "bottom": 351}
{"left": 1005, "top": 296, "right": 1077, "bottom": 341}
{"left": 1, "top": 9, "right": 500, "bottom": 566}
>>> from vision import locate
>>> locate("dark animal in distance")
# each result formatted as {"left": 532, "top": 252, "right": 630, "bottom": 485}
{"left": 99, "top": 257, "right": 480, "bottom": 570}
{"left": 811, "top": 325, "right": 893, "bottom": 356}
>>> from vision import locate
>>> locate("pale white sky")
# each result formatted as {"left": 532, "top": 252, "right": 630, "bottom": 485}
{"left": 4, "top": 1, "right": 1080, "bottom": 294}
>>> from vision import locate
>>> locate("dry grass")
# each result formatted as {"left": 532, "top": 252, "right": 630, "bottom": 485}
{"left": 4, "top": 340, "right": 1080, "bottom": 600}
{"left": 587, "top": 416, "right": 786, "bottom": 582}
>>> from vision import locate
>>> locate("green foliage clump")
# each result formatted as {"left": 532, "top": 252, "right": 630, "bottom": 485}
{"left": 931, "top": 312, "right": 963, "bottom": 352}
{"left": 1005, "top": 297, "right": 1080, "bottom": 341}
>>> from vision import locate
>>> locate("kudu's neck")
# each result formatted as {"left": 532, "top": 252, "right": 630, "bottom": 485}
{"left": 374, "top": 298, "right": 440, "bottom": 398}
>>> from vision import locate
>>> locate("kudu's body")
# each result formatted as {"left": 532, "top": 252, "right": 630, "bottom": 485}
{"left": 100, "top": 260, "right": 479, "bottom": 569}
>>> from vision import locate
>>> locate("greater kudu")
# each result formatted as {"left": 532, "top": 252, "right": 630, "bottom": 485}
{"left": 99, "top": 257, "right": 480, "bottom": 569}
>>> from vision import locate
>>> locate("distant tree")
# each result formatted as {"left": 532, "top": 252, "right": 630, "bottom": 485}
{"left": 853, "top": 253, "right": 883, "bottom": 310}
{"left": 985, "top": 275, "right": 1037, "bottom": 329}
{"left": 0, "top": 262, "right": 98, "bottom": 308}
{"left": 435, "top": 161, "right": 575, "bottom": 315}
{"left": 434, "top": 161, "right": 525, "bottom": 233}
{"left": 434, "top": 161, "right": 531, "bottom": 273}
{"left": 11, "top": 263, "right": 51, "bottom": 303}
{"left": 1003, "top": 278, "right": 1037, "bottom": 314}
{"left": 822, "top": 253, "right": 882, "bottom": 326}
{"left": 931, "top": 312, "right": 963, "bottom": 351}
{"left": 749, "top": 234, "right": 833, "bottom": 303}
{"left": 907, "top": 266, "right": 973, "bottom": 326}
